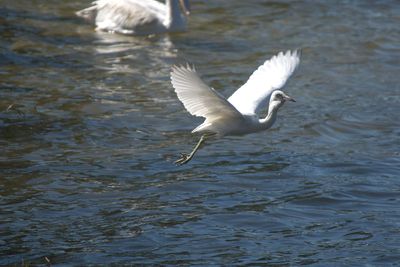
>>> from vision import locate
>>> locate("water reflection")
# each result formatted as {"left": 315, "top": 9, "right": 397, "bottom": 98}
{"left": 93, "top": 33, "right": 176, "bottom": 56}
{"left": 92, "top": 33, "right": 177, "bottom": 76}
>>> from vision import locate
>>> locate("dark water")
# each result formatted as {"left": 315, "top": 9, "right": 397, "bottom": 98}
{"left": 1, "top": 0, "right": 400, "bottom": 265}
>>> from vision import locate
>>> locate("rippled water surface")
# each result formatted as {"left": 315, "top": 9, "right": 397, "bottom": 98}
{"left": 1, "top": 0, "right": 400, "bottom": 265}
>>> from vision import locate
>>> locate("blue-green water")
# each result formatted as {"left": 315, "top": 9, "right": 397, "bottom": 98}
{"left": 1, "top": 0, "right": 399, "bottom": 265}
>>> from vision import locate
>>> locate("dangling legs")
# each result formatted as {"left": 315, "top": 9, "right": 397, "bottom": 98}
{"left": 175, "top": 134, "right": 207, "bottom": 165}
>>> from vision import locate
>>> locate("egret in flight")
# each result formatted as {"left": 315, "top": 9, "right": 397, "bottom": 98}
{"left": 76, "top": 0, "right": 191, "bottom": 35}
{"left": 170, "top": 50, "right": 301, "bottom": 165}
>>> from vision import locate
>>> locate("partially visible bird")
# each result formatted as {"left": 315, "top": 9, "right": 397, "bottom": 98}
{"left": 76, "top": 0, "right": 191, "bottom": 35}
{"left": 170, "top": 50, "right": 301, "bottom": 165}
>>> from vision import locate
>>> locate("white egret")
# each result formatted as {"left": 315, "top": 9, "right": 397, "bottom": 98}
{"left": 171, "top": 50, "right": 300, "bottom": 165}
{"left": 76, "top": 0, "right": 191, "bottom": 35}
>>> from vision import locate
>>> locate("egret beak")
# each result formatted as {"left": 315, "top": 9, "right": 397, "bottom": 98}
{"left": 283, "top": 94, "right": 296, "bottom": 102}
{"left": 179, "top": 0, "right": 191, "bottom": 16}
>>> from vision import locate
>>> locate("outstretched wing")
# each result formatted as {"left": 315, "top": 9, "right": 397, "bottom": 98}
{"left": 228, "top": 50, "right": 300, "bottom": 115}
{"left": 171, "top": 64, "right": 242, "bottom": 120}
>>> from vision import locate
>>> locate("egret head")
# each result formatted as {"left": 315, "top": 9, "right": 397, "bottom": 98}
{"left": 179, "top": 0, "right": 191, "bottom": 15}
{"left": 269, "top": 90, "right": 295, "bottom": 111}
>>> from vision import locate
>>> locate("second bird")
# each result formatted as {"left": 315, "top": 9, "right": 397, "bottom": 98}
{"left": 76, "top": 0, "right": 191, "bottom": 35}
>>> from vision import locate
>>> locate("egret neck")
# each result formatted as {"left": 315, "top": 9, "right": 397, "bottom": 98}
{"left": 258, "top": 104, "right": 279, "bottom": 131}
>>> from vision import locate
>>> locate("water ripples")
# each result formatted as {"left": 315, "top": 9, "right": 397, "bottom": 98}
{"left": 1, "top": 0, "right": 400, "bottom": 265}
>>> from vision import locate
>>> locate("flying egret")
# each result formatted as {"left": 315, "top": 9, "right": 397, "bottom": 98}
{"left": 170, "top": 50, "right": 301, "bottom": 165}
{"left": 76, "top": 0, "right": 191, "bottom": 35}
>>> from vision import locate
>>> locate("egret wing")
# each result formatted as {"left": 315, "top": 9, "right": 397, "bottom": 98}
{"left": 171, "top": 64, "right": 242, "bottom": 120}
{"left": 228, "top": 50, "right": 300, "bottom": 115}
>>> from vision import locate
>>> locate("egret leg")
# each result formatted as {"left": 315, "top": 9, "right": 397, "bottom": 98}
{"left": 175, "top": 134, "right": 207, "bottom": 165}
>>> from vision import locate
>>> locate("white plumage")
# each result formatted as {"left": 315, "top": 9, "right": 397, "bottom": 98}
{"left": 171, "top": 64, "right": 243, "bottom": 127}
{"left": 170, "top": 50, "right": 301, "bottom": 165}
{"left": 228, "top": 50, "right": 300, "bottom": 115}
{"left": 76, "top": 0, "right": 190, "bottom": 35}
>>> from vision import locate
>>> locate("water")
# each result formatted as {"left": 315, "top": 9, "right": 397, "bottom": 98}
{"left": 1, "top": 0, "right": 399, "bottom": 265}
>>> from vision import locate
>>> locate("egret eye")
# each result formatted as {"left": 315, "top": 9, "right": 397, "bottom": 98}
{"left": 275, "top": 93, "right": 284, "bottom": 101}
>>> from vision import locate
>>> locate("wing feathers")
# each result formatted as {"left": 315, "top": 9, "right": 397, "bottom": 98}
{"left": 228, "top": 50, "right": 300, "bottom": 115}
{"left": 170, "top": 65, "right": 242, "bottom": 120}
{"left": 170, "top": 50, "right": 300, "bottom": 126}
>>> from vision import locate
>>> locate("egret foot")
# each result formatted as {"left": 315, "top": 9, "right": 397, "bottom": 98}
{"left": 6, "top": 104, "right": 25, "bottom": 117}
{"left": 174, "top": 134, "right": 207, "bottom": 166}
{"left": 174, "top": 153, "right": 193, "bottom": 165}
